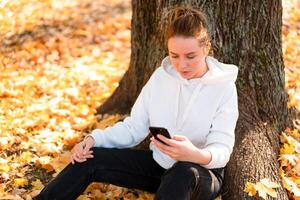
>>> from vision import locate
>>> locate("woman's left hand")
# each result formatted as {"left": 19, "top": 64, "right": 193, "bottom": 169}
{"left": 151, "top": 134, "right": 199, "bottom": 162}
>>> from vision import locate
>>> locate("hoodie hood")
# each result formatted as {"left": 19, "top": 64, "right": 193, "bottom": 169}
{"left": 161, "top": 56, "right": 238, "bottom": 85}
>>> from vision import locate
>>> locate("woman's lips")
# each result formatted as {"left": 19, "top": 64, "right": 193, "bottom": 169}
{"left": 180, "top": 71, "right": 192, "bottom": 78}
{"left": 181, "top": 71, "right": 191, "bottom": 74}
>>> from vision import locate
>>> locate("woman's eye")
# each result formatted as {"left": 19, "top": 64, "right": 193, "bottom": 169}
{"left": 187, "top": 56, "right": 195, "bottom": 59}
{"left": 171, "top": 56, "right": 179, "bottom": 58}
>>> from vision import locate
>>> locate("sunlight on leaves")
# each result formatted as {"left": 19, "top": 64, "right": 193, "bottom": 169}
{"left": 244, "top": 178, "right": 280, "bottom": 199}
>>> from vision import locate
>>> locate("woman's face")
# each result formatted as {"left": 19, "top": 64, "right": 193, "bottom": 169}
{"left": 167, "top": 36, "right": 208, "bottom": 80}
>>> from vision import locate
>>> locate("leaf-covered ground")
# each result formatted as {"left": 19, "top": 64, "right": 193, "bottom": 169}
{"left": 0, "top": 0, "right": 299, "bottom": 199}
{"left": 278, "top": 1, "right": 300, "bottom": 199}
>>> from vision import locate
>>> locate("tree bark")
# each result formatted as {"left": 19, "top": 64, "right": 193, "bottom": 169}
{"left": 98, "top": 0, "right": 290, "bottom": 199}
{"left": 97, "top": 0, "right": 167, "bottom": 114}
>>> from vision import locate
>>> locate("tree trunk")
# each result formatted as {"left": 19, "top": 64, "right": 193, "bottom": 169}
{"left": 97, "top": 0, "right": 167, "bottom": 114}
{"left": 98, "top": 0, "right": 290, "bottom": 199}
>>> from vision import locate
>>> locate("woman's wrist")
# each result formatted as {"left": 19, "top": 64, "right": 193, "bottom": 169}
{"left": 191, "top": 148, "right": 212, "bottom": 165}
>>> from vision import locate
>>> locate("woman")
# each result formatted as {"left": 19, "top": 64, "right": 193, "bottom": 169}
{"left": 34, "top": 6, "right": 239, "bottom": 200}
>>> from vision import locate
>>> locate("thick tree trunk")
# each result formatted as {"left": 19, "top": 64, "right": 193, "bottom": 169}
{"left": 98, "top": 0, "right": 290, "bottom": 199}
{"left": 97, "top": 0, "right": 166, "bottom": 114}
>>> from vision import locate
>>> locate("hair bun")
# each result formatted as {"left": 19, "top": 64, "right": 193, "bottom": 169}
{"left": 168, "top": 6, "right": 196, "bottom": 23}
{"left": 164, "top": 5, "right": 211, "bottom": 52}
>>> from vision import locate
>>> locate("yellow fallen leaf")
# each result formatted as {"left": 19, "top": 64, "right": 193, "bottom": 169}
{"left": 282, "top": 176, "right": 300, "bottom": 197}
{"left": 13, "top": 178, "right": 28, "bottom": 188}
{"left": 254, "top": 182, "right": 268, "bottom": 199}
{"left": 0, "top": 195, "right": 23, "bottom": 200}
{"left": 77, "top": 194, "right": 91, "bottom": 200}
{"left": 244, "top": 181, "right": 257, "bottom": 196}
{"left": 280, "top": 143, "right": 295, "bottom": 154}
{"left": 78, "top": 104, "right": 90, "bottom": 117}
{"left": 214, "top": 196, "right": 222, "bottom": 200}
{"left": 85, "top": 182, "right": 102, "bottom": 193}
{"left": 19, "top": 151, "right": 33, "bottom": 163}
{"left": 35, "top": 156, "right": 54, "bottom": 172}
{"left": 89, "top": 189, "right": 104, "bottom": 199}
{"left": 28, "top": 190, "right": 41, "bottom": 199}
{"left": 259, "top": 182, "right": 278, "bottom": 198}
{"left": 279, "top": 154, "right": 298, "bottom": 166}
{"left": 291, "top": 176, "right": 300, "bottom": 185}
{"left": 31, "top": 179, "right": 44, "bottom": 190}
{"left": 244, "top": 178, "right": 279, "bottom": 199}
{"left": 51, "top": 151, "right": 71, "bottom": 173}
{"left": 0, "top": 137, "right": 9, "bottom": 150}
{"left": 0, "top": 163, "right": 10, "bottom": 172}
{"left": 260, "top": 178, "right": 280, "bottom": 189}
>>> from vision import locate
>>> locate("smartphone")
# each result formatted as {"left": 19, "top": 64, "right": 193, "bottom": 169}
{"left": 149, "top": 127, "right": 171, "bottom": 145}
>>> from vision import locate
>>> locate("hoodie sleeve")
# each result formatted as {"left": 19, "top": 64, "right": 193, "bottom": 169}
{"left": 201, "top": 82, "right": 239, "bottom": 169}
{"left": 87, "top": 80, "right": 151, "bottom": 148}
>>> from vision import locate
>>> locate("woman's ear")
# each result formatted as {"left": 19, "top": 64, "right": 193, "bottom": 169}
{"left": 202, "top": 46, "right": 210, "bottom": 56}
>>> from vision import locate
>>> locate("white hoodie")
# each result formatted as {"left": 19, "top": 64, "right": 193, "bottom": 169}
{"left": 89, "top": 56, "right": 239, "bottom": 169}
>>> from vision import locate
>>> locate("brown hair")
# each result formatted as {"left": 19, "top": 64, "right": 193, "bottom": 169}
{"left": 165, "top": 6, "right": 211, "bottom": 51}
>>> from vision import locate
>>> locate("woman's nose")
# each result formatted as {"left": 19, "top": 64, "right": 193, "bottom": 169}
{"left": 178, "top": 59, "right": 188, "bottom": 69}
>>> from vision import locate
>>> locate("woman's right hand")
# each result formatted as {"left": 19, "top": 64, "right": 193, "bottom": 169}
{"left": 71, "top": 136, "right": 95, "bottom": 164}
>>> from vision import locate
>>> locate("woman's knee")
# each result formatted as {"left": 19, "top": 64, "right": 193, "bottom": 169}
{"left": 90, "top": 147, "right": 111, "bottom": 157}
{"left": 71, "top": 147, "right": 109, "bottom": 170}
{"left": 170, "top": 162, "right": 210, "bottom": 181}
{"left": 67, "top": 147, "right": 112, "bottom": 182}
{"left": 165, "top": 162, "right": 217, "bottom": 192}
{"left": 87, "top": 147, "right": 123, "bottom": 169}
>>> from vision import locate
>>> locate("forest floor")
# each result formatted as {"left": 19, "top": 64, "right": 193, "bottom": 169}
{"left": 0, "top": 0, "right": 299, "bottom": 199}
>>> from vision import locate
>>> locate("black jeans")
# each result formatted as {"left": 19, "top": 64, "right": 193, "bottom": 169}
{"left": 34, "top": 147, "right": 224, "bottom": 200}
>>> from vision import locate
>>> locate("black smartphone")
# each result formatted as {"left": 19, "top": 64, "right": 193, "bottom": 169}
{"left": 149, "top": 127, "right": 171, "bottom": 145}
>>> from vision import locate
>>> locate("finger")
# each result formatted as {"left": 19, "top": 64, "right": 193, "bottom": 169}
{"left": 71, "top": 154, "right": 84, "bottom": 164}
{"left": 83, "top": 151, "right": 94, "bottom": 158}
{"left": 74, "top": 144, "right": 84, "bottom": 157}
{"left": 74, "top": 153, "right": 87, "bottom": 163}
{"left": 82, "top": 142, "right": 90, "bottom": 154}
{"left": 153, "top": 138, "right": 176, "bottom": 154}
{"left": 71, "top": 154, "right": 75, "bottom": 164}
{"left": 157, "top": 134, "right": 178, "bottom": 147}
{"left": 75, "top": 151, "right": 86, "bottom": 161}
{"left": 81, "top": 142, "right": 88, "bottom": 155}
{"left": 153, "top": 140, "right": 167, "bottom": 154}
{"left": 83, "top": 150, "right": 93, "bottom": 156}
{"left": 82, "top": 150, "right": 94, "bottom": 158}
{"left": 75, "top": 143, "right": 84, "bottom": 152}
{"left": 78, "top": 143, "right": 87, "bottom": 157}
{"left": 73, "top": 153, "right": 79, "bottom": 162}
{"left": 83, "top": 154, "right": 94, "bottom": 159}
{"left": 172, "top": 135, "right": 186, "bottom": 141}
{"left": 155, "top": 143, "right": 176, "bottom": 159}
{"left": 78, "top": 153, "right": 88, "bottom": 162}
{"left": 150, "top": 137, "right": 155, "bottom": 143}
{"left": 75, "top": 149, "right": 83, "bottom": 159}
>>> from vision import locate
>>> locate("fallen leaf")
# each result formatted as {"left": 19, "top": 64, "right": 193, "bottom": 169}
{"left": 13, "top": 178, "right": 28, "bottom": 188}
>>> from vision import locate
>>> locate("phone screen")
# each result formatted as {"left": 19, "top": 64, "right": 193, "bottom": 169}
{"left": 149, "top": 127, "right": 171, "bottom": 145}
